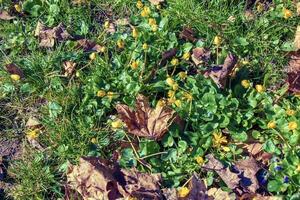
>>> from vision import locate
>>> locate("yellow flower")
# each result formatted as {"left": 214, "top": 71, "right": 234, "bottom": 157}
{"left": 178, "top": 71, "right": 187, "bottom": 80}
{"left": 288, "top": 121, "right": 298, "bottom": 131}
{"left": 132, "top": 28, "right": 138, "bottom": 38}
{"left": 10, "top": 74, "right": 21, "bottom": 81}
{"left": 296, "top": 164, "right": 300, "bottom": 172}
{"left": 141, "top": 6, "right": 150, "bottom": 17}
{"left": 182, "top": 52, "right": 190, "bottom": 60}
{"left": 222, "top": 146, "right": 230, "bottom": 152}
{"left": 100, "top": 46, "right": 106, "bottom": 53}
{"left": 131, "top": 61, "right": 139, "bottom": 70}
{"left": 213, "top": 36, "right": 222, "bottom": 46}
{"left": 195, "top": 156, "right": 204, "bottom": 165}
{"left": 283, "top": 8, "right": 293, "bottom": 19}
{"left": 136, "top": 0, "right": 143, "bottom": 9}
{"left": 91, "top": 137, "right": 97, "bottom": 144}
{"left": 14, "top": 4, "right": 21, "bottom": 12}
{"left": 175, "top": 99, "right": 182, "bottom": 107}
{"left": 267, "top": 121, "right": 276, "bottom": 129}
{"left": 171, "top": 58, "right": 179, "bottom": 66}
{"left": 178, "top": 187, "right": 190, "bottom": 198}
{"left": 183, "top": 92, "right": 193, "bottom": 102}
{"left": 142, "top": 43, "right": 148, "bottom": 50}
{"left": 241, "top": 80, "right": 250, "bottom": 89}
{"left": 156, "top": 5, "right": 161, "bottom": 9}
{"left": 156, "top": 99, "right": 166, "bottom": 108}
{"left": 255, "top": 84, "right": 265, "bottom": 93}
{"left": 241, "top": 59, "right": 250, "bottom": 65}
{"left": 168, "top": 90, "right": 175, "bottom": 98}
{"left": 151, "top": 24, "right": 158, "bottom": 32}
{"left": 168, "top": 97, "right": 176, "bottom": 104}
{"left": 213, "top": 132, "right": 228, "bottom": 148}
{"left": 256, "top": 3, "right": 264, "bottom": 13}
{"left": 286, "top": 109, "right": 296, "bottom": 116}
{"left": 26, "top": 129, "right": 39, "bottom": 140}
{"left": 97, "top": 90, "right": 106, "bottom": 97}
{"left": 104, "top": 21, "right": 110, "bottom": 29}
{"left": 111, "top": 120, "right": 122, "bottom": 129}
{"left": 166, "top": 77, "right": 175, "bottom": 86}
{"left": 148, "top": 18, "right": 157, "bottom": 26}
{"left": 89, "top": 52, "right": 97, "bottom": 60}
{"left": 117, "top": 39, "right": 125, "bottom": 49}
{"left": 172, "top": 83, "right": 179, "bottom": 91}
{"left": 107, "top": 91, "right": 117, "bottom": 100}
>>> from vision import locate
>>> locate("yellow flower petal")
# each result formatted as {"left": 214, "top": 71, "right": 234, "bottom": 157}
{"left": 10, "top": 74, "right": 21, "bottom": 81}
{"left": 241, "top": 80, "right": 250, "bottom": 89}
{"left": 178, "top": 187, "right": 190, "bottom": 198}
{"left": 288, "top": 121, "right": 298, "bottom": 131}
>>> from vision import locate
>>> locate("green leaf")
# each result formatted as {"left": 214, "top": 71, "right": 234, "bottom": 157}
{"left": 267, "top": 180, "right": 281, "bottom": 192}
{"left": 120, "top": 148, "right": 137, "bottom": 168}
{"left": 177, "top": 140, "right": 188, "bottom": 154}
{"left": 232, "top": 131, "right": 248, "bottom": 142}
{"left": 48, "top": 102, "right": 62, "bottom": 118}
{"left": 162, "top": 135, "right": 174, "bottom": 147}
{"left": 263, "top": 139, "right": 276, "bottom": 153}
{"left": 139, "top": 140, "right": 160, "bottom": 157}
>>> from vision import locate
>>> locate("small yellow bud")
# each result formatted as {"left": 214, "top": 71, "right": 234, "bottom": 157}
{"left": 296, "top": 164, "right": 300, "bottom": 172}
{"left": 195, "top": 156, "right": 204, "bottom": 165}
{"left": 288, "top": 121, "right": 298, "bottom": 131}
{"left": 26, "top": 129, "right": 39, "bottom": 140}
{"left": 213, "top": 36, "right": 222, "bottom": 46}
{"left": 91, "top": 138, "right": 97, "bottom": 144}
{"left": 117, "top": 39, "right": 125, "bottom": 49}
{"left": 241, "top": 80, "right": 250, "bottom": 89}
{"left": 178, "top": 187, "right": 190, "bottom": 198}
{"left": 171, "top": 58, "right": 179, "bottom": 66}
{"left": 141, "top": 6, "right": 150, "bottom": 17}
{"left": 151, "top": 24, "right": 158, "bottom": 32}
{"left": 241, "top": 60, "right": 249, "bottom": 65}
{"left": 111, "top": 120, "right": 122, "bottom": 129}
{"left": 283, "top": 8, "right": 293, "bottom": 19}
{"left": 172, "top": 83, "right": 179, "bottom": 91}
{"left": 168, "top": 90, "right": 175, "bottom": 98}
{"left": 131, "top": 61, "right": 139, "bottom": 70}
{"left": 222, "top": 146, "right": 231, "bottom": 152}
{"left": 156, "top": 5, "right": 161, "bottom": 10}
{"left": 166, "top": 77, "right": 175, "bottom": 86}
{"left": 178, "top": 71, "right": 187, "bottom": 80}
{"left": 142, "top": 43, "right": 148, "bottom": 50}
{"left": 97, "top": 90, "right": 106, "bottom": 97}
{"left": 89, "top": 52, "right": 97, "bottom": 60}
{"left": 104, "top": 21, "right": 110, "bottom": 29}
{"left": 156, "top": 99, "right": 166, "bottom": 108}
{"left": 107, "top": 91, "right": 116, "bottom": 100}
{"left": 132, "top": 28, "right": 138, "bottom": 38}
{"left": 10, "top": 74, "right": 21, "bottom": 81}
{"left": 148, "top": 18, "right": 157, "bottom": 26}
{"left": 136, "top": 0, "right": 143, "bottom": 9}
{"left": 267, "top": 121, "right": 276, "bottom": 129}
{"left": 183, "top": 92, "right": 193, "bottom": 102}
{"left": 182, "top": 52, "right": 190, "bottom": 60}
{"left": 255, "top": 84, "right": 265, "bottom": 93}
{"left": 14, "top": 4, "right": 21, "bottom": 12}
{"left": 174, "top": 99, "right": 181, "bottom": 107}
{"left": 286, "top": 109, "right": 296, "bottom": 116}
{"left": 256, "top": 3, "right": 264, "bottom": 13}
{"left": 100, "top": 46, "right": 106, "bottom": 53}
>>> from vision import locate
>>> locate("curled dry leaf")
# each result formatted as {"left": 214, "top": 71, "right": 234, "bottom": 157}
{"left": 203, "top": 154, "right": 240, "bottom": 190}
{"left": 191, "top": 47, "right": 211, "bottom": 66}
{"left": 63, "top": 61, "right": 77, "bottom": 77}
{"left": 35, "top": 22, "right": 71, "bottom": 48}
{"left": 160, "top": 48, "right": 178, "bottom": 66}
{"left": 244, "top": 142, "right": 272, "bottom": 165}
{"left": 4, "top": 63, "right": 24, "bottom": 78}
{"left": 67, "top": 157, "right": 163, "bottom": 200}
{"left": 180, "top": 27, "right": 197, "bottom": 43}
{"left": 294, "top": 26, "right": 300, "bottom": 51}
{"left": 240, "top": 193, "right": 283, "bottom": 200}
{"left": 183, "top": 174, "right": 210, "bottom": 200}
{"left": 76, "top": 39, "right": 104, "bottom": 52}
{"left": 204, "top": 53, "right": 238, "bottom": 88}
{"left": 286, "top": 51, "right": 300, "bottom": 93}
{"left": 149, "top": 0, "right": 164, "bottom": 5}
{"left": 116, "top": 94, "right": 175, "bottom": 140}
{"left": 26, "top": 116, "right": 41, "bottom": 127}
{"left": 207, "top": 187, "right": 235, "bottom": 200}
{"left": 0, "top": 10, "right": 15, "bottom": 20}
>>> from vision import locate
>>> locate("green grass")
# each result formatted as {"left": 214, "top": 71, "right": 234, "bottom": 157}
{"left": 1, "top": 0, "right": 300, "bottom": 199}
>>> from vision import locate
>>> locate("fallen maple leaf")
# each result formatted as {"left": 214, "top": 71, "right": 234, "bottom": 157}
{"left": 191, "top": 47, "right": 211, "bottom": 66}
{"left": 180, "top": 27, "right": 197, "bottom": 43}
{"left": 63, "top": 61, "right": 77, "bottom": 77}
{"left": 204, "top": 53, "right": 238, "bottom": 88}
{"left": 67, "top": 157, "right": 163, "bottom": 200}
{"left": 116, "top": 94, "right": 175, "bottom": 140}
{"left": 294, "top": 26, "right": 300, "bottom": 50}
{"left": 203, "top": 154, "right": 240, "bottom": 190}
{"left": 0, "top": 10, "right": 15, "bottom": 20}
{"left": 35, "top": 22, "right": 71, "bottom": 48}
{"left": 160, "top": 48, "right": 178, "bottom": 66}
{"left": 76, "top": 39, "right": 104, "bottom": 52}
{"left": 149, "top": 0, "right": 164, "bottom": 5}
{"left": 4, "top": 63, "right": 24, "bottom": 78}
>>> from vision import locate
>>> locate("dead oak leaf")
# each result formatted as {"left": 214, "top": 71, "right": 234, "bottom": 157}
{"left": 149, "top": 0, "right": 164, "bottom": 5}
{"left": 204, "top": 53, "right": 238, "bottom": 88}
{"left": 180, "top": 27, "right": 197, "bottom": 43}
{"left": 35, "top": 22, "right": 71, "bottom": 48}
{"left": 4, "top": 63, "right": 24, "bottom": 78}
{"left": 116, "top": 94, "right": 175, "bottom": 140}
{"left": 63, "top": 61, "right": 77, "bottom": 77}
{"left": 0, "top": 10, "right": 15, "bottom": 20}
{"left": 191, "top": 47, "right": 211, "bottom": 66}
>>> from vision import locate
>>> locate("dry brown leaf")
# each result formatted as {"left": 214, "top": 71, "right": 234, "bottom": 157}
{"left": 294, "top": 26, "right": 300, "bottom": 50}
{"left": 180, "top": 27, "right": 197, "bottom": 43}
{"left": 63, "top": 61, "right": 77, "bottom": 77}
{"left": 26, "top": 117, "right": 41, "bottom": 127}
{"left": 191, "top": 47, "right": 211, "bottom": 66}
{"left": 297, "top": 2, "right": 300, "bottom": 16}
{"left": 4, "top": 63, "right": 24, "bottom": 78}
{"left": 207, "top": 187, "right": 235, "bottom": 200}
{"left": 149, "top": 0, "right": 164, "bottom": 5}
{"left": 235, "top": 157, "right": 260, "bottom": 193}
{"left": 0, "top": 10, "right": 15, "bottom": 20}
{"left": 162, "top": 188, "right": 178, "bottom": 200}
{"left": 183, "top": 174, "right": 210, "bottom": 200}
{"left": 35, "top": 22, "right": 71, "bottom": 47}
{"left": 286, "top": 51, "right": 300, "bottom": 93}
{"left": 204, "top": 53, "right": 238, "bottom": 88}
{"left": 244, "top": 142, "right": 263, "bottom": 156}
{"left": 67, "top": 157, "right": 163, "bottom": 200}
{"left": 76, "top": 39, "right": 104, "bottom": 52}
{"left": 240, "top": 193, "right": 283, "bottom": 200}
{"left": 116, "top": 94, "right": 175, "bottom": 140}
{"left": 203, "top": 154, "right": 240, "bottom": 190}
{"left": 160, "top": 48, "right": 178, "bottom": 66}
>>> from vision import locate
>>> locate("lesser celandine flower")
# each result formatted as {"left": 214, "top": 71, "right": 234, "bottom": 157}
{"left": 174, "top": 99, "right": 182, "bottom": 107}
{"left": 104, "top": 21, "right": 110, "bottom": 29}
{"left": 222, "top": 146, "right": 230, "bottom": 152}
{"left": 213, "top": 36, "right": 222, "bottom": 46}
{"left": 172, "top": 83, "right": 179, "bottom": 91}
{"left": 26, "top": 129, "right": 39, "bottom": 140}
{"left": 14, "top": 4, "right": 21, "bottom": 12}
{"left": 89, "top": 52, "right": 97, "bottom": 60}
{"left": 10, "top": 74, "right": 21, "bottom": 81}
{"left": 256, "top": 2, "right": 264, "bottom": 13}
{"left": 171, "top": 58, "right": 179, "bottom": 66}
{"left": 131, "top": 61, "right": 139, "bottom": 70}
{"left": 267, "top": 121, "right": 276, "bottom": 129}
{"left": 97, "top": 90, "right": 106, "bottom": 97}
{"left": 286, "top": 109, "right": 296, "bottom": 116}
{"left": 156, "top": 99, "right": 166, "bottom": 108}
{"left": 151, "top": 24, "right": 158, "bottom": 32}
{"left": 288, "top": 121, "right": 298, "bottom": 131}
{"left": 117, "top": 39, "right": 125, "bottom": 48}
{"left": 166, "top": 77, "right": 175, "bottom": 86}
{"left": 141, "top": 6, "right": 150, "bottom": 17}
{"left": 132, "top": 28, "right": 138, "bottom": 38}
{"left": 213, "top": 132, "right": 228, "bottom": 148}
{"left": 148, "top": 18, "right": 156, "bottom": 26}
{"left": 183, "top": 92, "right": 193, "bottom": 102}
{"left": 178, "top": 71, "right": 187, "bottom": 80}
{"left": 182, "top": 52, "right": 190, "bottom": 60}
{"left": 142, "top": 43, "right": 148, "bottom": 50}
{"left": 283, "top": 8, "right": 293, "bottom": 19}
{"left": 241, "top": 80, "right": 250, "bottom": 89}
{"left": 168, "top": 90, "right": 175, "bottom": 98}
{"left": 111, "top": 120, "right": 122, "bottom": 129}
{"left": 91, "top": 138, "right": 97, "bottom": 144}
{"left": 195, "top": 156, "right": 204, "bottom": 165}
{"left": 136, "top": 0, "right": 143, "bottom": 9}
{"left": 100, "top": 46, "right": 106, "bottom": 53}
{"left": 178, "top": 187, "right": 190, "bottom": 198}
{"left": 255, "top": 84, "right": 265, "bottom": 93}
